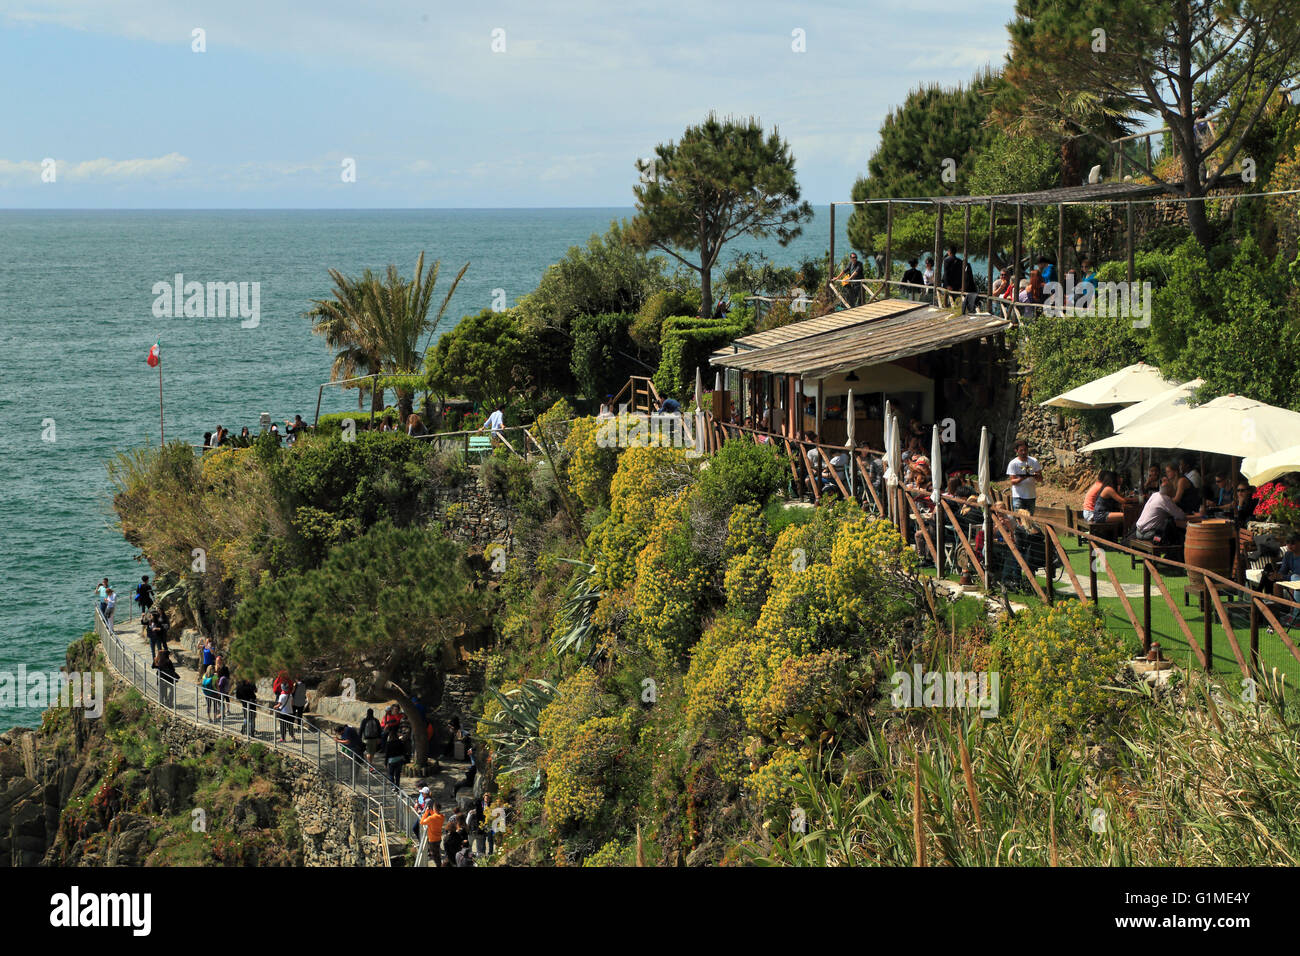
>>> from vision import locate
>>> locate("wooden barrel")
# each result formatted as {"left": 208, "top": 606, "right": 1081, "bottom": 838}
{"left": 1185, "top": 519, "right": 1232, "bottom": 588}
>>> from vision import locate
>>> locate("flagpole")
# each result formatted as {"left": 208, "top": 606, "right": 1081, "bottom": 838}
{"left": 158, "top": 360, "right": 165, "bottom": 445}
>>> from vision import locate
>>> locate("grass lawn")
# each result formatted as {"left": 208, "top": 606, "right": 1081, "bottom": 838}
{"left": 918, "top": 529, "right": 1300, "bottom": 687}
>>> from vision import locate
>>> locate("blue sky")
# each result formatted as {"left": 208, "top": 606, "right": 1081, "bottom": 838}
{"left": 0, "top": 1, "right": 1014, "bottom": 207}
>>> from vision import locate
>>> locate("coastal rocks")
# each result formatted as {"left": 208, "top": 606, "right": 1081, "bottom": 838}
{"left": 146, "top": 762, "right": 196, "bottom": 814}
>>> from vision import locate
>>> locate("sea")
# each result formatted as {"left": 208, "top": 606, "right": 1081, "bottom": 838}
{"left": 0, "top": 207, "right": 852, "bottom": 730}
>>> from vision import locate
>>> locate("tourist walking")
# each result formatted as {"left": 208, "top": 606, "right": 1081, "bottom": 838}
{"left": 383, "top": 728, "right": 408, "bottom": 787}
{"left": 215, "top": 659, "right": 231, "bottom": 719}
{"left": 94, "top": 578, "right": 109, "bottom": 618}
{"left": 201, "top": 665, "right": 220, "bottom": 721}
{"left": 134, "top": 575, "right": 154, "bottom": 620}
{"left": 236, "top": 676, "right": 257, "bottom": 736}
{"left": 145, "top": 610, "right": 167, "bottom": 659}
{"left": 360, "top": 708, "right": 383, "bottom": 766}
{"left": 481, "top": 406, "right": 505, "bottom": 436}
{"left": 276, "top": 685, "right": 296, "bottom": 741}
{"left": 153, "top": 648, "right": 179, "bottom": 708}
{"left": 336, "top": 722, "right": 363, "bottom": 759}
{"left": 292, "top": 677, "right": 307, "bottom": 721}
{"left": 103, "top": 588, "right": 117, "bottom": 631}
{"left": 420, "top": 802, "right": 445, "bottom": 867}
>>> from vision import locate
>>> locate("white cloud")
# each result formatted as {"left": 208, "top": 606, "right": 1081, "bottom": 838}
{"left": 0, "top": 153, "right": 189, "bottom": 183}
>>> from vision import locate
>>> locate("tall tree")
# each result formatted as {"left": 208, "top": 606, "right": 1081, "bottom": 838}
{"left": 230, "top": 523, "right": 487, "bottom": 768}
{"left": 307, "top": 252, "right": 467, "bottom": 418}
{"left": 628, "top": 114, "right": 812, "bottom": 318}
{"left": 424, "top": 309, "right": 530, "bottom": 411}
{"left": 846, "top": 70, "right": 1000, "bottom": 256}
{"left": 999, "top": 0, "right": 1300, "bottom": 246}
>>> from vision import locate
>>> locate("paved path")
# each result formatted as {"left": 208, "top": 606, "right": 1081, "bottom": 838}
{"left": 95, "top": 609, "right": 473, "bottom": 860}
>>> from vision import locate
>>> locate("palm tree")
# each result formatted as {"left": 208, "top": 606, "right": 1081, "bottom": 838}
{"left": 307, "top": 252, "right": 469, "bottom": 419}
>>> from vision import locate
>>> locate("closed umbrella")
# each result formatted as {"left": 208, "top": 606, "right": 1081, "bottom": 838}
{"left": 693, "top": 367, "right": 705, "bottom": 457}
{"left": 1081, "top": 394, "right": 1300, "bottom": 459}
{"left": 930, "top": 423, "right": 942, "bottom": 507}
{"left": 887, "top": 414, "right": 902, "bottom": 527}
{"left": 976, "top": 426, "right": 991, "bottom": 506}
{"left": 1042, "top": 362, "right": 1175, "bottom": 409}
{"left": 846, "top": 388, "right": 856, "bottom": 498}
{"left": 1242, "top": 443, "right": 1300, "bottom": 486}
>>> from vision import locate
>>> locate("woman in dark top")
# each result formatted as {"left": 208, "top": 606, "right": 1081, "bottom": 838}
{"left": 384, "top": 730, "right": 409, "bottom": 787}
{"left": 152, "top": 649, "right": 179, "bottom": 706}
{"left": 1234, "top": 483, "right": 1257, "bottom": 525}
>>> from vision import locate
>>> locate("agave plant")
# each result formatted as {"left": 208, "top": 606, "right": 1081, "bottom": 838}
{"left": 550, "top": 559, "right": 602, "bottom": 661}
{"left": 477, "top": 678, "right": 558, "bottom": 780}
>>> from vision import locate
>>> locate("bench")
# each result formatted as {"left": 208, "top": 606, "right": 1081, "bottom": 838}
{"left": 1073, "top": 510, "right": 1122, "bottom": 543}
{"left": 467, "top": 434, "right": 493, "bottom": 457}
{"left": 1124, "top": 534, "right": 1182, "bottom": 571}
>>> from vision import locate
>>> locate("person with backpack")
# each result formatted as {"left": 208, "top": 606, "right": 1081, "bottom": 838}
{"left": 360, "top": 708, "right": 383, "bottom": 766}
{"left": 276, "top": 686, "right": 296, "bottom": 742}
{"left": 443, "top": 815, "right": 466, "bottom": 865}
{"left": 291, "top": 677, "right": 307, "bottom": 722}
{"left": 134, "top": 575, "right": 154, "bottom": 620}
{"left": 235, "top": 676, "right": 257, "bottom": 736}
{"left": 420, "top": 802, "right": 445, "bottom": 867}
{"left": 200, "top": 665, "right": 219, "bottom": 721}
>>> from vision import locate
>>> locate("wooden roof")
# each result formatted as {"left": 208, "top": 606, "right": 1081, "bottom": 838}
{"left": 713, "top": 298, "right": 925, "bottom": 356}
{"left": 711, "top": 304, "right": 1011, "bottom": 378}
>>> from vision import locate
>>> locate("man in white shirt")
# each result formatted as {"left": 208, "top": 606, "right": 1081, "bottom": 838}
{"left": 1135, "top": 481, "right": 1187, "bottom": 543}
{"left": 1006, "top": 440, "right": 1042, "bottom": 514}
{"left": 481, "top": 407, "right": 505, "bottom": 433}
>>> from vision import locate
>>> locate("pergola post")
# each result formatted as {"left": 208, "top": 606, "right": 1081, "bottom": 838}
{"left": 1013, "top": 203, "right": 1024, "bottom": 301}
{"left": 1057, "top": 204, "right": 1065, "bottom": 277}
{"left": 1126, "top": 201, "right": 1135, "bottom": 285}
{"left": 884, "top": 200, "right": 894, "bottom": 293}
{"left": 961, "top": 204, "right": 971, "bottom": 307}
{"left": 828, "top": 203, "right": 837, "bottom": 303}
{"left": 933, "top": 201, "right": 943, "bottom": 306}
{"left": 986, "top": 199, "right": 996, "bottom": 311}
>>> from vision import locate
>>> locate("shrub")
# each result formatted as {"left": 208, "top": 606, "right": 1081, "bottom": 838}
{"left": 692, "top": 439, "right": 788, "bottom": 516}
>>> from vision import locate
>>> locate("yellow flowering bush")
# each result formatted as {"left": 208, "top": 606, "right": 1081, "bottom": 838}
{"left": 563, "top": 415, "right": 618, "bottom": 512}
{"left": 723, "top": 550, "right": 769, "bottom": 622}
{"left": 586, "top": 445, "right": 690, "bottom": 592}
{"left": 531, "top": 397, "right": 575, "bottom": 447}
{"left": 543, "top": 711, "right": 636, "bottom": 833}
{"left": 752, "top": 650, "right": 851, "bottom": 742}
{"left": 744, "top": 745, "right": 806, "bottom": 809}
{"left": 995, "top": 600, "right": 1127, "bottom": 744}
{"left": 724, "top": 502, "right": 768, "bottom": 558}
{"left": 628, "top": 497, "right": 713, "bottom": 663}
{"left": 537, "top": 669, "right": 609, "bottom": 769}
{"left": 582, "top": 840, "right": 631, "bottom": 867}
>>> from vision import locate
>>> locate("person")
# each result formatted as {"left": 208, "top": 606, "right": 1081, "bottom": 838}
{"left": 135, "top": 575, "right": 154, "bottom": 619}
{"left": 1026, "top": 269, "right": 1046, "bottom": 305}
{"left": 960, "top": 259, "right": 980, "bottom": 313}
{"left": 803, "top": 432, "right": 823, "bottom": 489}
{"left": 991, "top": 268, "right": 1012, "bottom": 300}
{"left": 383, "top": 728, "right": 408, "bottom": 787}
{"left": 485, "top": 797, "right": 502, "bottom": 854}
{"left": 1234, "top": 482, "right": 1257, "bottom": 526}
{"left": 837, "top": 251, "right": 868, "bottom": 306}
{"left": 455, "top": 745, "right": 478, "bottom": 794}
{"left": 822, "top": 448, "right": 849, "bottom": 496}
{"left": 901, "top": 258, "right": 924, "bottom": 298}
{"left": 215, "top": 659, "right": 231, "bottom": 719}
{"left": 291, "top": 677, "right": 307, "bottom": 722}
{"left": 941, "top": 245, "right": 963, "bottom": 305}
{"left": 1083, "top": 469, "right": 1129, "bottom": 524}
{"left": 922, "top": 256, "right": 935, "bottom": 290}
{"left": 145, "top": 610, "right": 167, "bottom": 659}
{"left": 1142, "top": 465, "right": 1163, "bottom": 495}
{"left": 1272, "top": 535, "right": 1300, "bottom": 624}
{"left": 412, "top": 786, "right": 433, "bottom": 838}
{"left": 1210, "top": 473, "right": 1232, "bottom": 509}
{"left": 467, "top": 798, "right": 487, "bottom": 856}
{"left": 1006, "top": 440, "right": 1042, "bottom": 514}
{"left": 406, "top": 413, "right": 427, "bottom": 437}
{"left": 1164, "top": 463, "right": 1201, "bottom": 514}
{"left": 235, "top": 676, "right": 257, "bottom": 736}
{"left": 276, "top": 685, "right": 296, "bottom": 742}
{"left": 200, "top": 638, "right": 216, "bottom": 674}
{"left": 287, "top": 414, "right": 308, "bottom": 443}
{"left": 1179, "top": 456, "right": 1202, "bottom": 490}
{"left": 1134, "top": 480, "right": 1187, "bottom": 543}
{"left": 443, "top": 816, "right": 467, "bottom": 865}
{"left": 95, "top": 578, "right": 109, "bottom": 618}
{"left": 420, "top": 802, "right": 445, "bottom": 867}
{"left": 202, "top": 431, "right": 213, "bottom": 450}
{"left": 381, "top": 704, "right": 402, "bottom": 739}
{"left": 153, "top": 648, "right": 179, "bottom": 708}
{"left": 337, "top": 722, "right": 363, "bottom": 758}
{"left": 238, "top": 426, "right": 252, "bottom": 445}
{"left": 103, "top": 587, "right": 117, "bottom": 630}
{"left": 712, "top": 296, "right": 730, "bottom": 320}
{"left": 269, "top": 423, "right": 283, "bottom": 444}
{"left": 1036, "top": 255, "right": 1054, "bottom": 284}
{"left": 213, "top": 425, "right": 228, "bottom": 447}
{"left": 201, "top": 665, "right": 220, "bottom": 722}
{"left": 360, "top": 708, "right": 383, "bottom": 765}
{"left": 481, "top": 406, "right": 505, "bottom": 435}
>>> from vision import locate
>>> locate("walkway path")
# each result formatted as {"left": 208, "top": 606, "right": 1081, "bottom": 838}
{"left": 93, "top": 607, "right": 470, "bottom": 863}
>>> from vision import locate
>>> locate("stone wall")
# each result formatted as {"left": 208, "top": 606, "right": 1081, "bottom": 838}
{"left": 427, "top": 473, "right": 515, "bottom": 550}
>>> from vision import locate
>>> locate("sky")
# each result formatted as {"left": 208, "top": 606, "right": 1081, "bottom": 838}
{"left": 0, "top": 1, "right": 1014, "bottom": 208}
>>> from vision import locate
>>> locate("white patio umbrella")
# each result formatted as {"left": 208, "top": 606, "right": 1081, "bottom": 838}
{"left": 1081, "top": 394, "right": 1300, "bottom": 459}
{"left": 930, "top": 422, "right": 943, "bottom": 507}
{"left": 1042, "top": 362, "right": 1175, "bottom": 409}
{"left": 976, "top": 426, "right": 991, "bottom": 506}
{"left": 1242, "top": 443, "right": 1300, "bottom": 486}
{"left": 886, "top": 414, "right": 902, "bottom": 526}
{"left": 1110, "top": 378, "right": 1204, "bottom": 432}
{"left": 845, "top": 388, "right": 856, "bottom": 497}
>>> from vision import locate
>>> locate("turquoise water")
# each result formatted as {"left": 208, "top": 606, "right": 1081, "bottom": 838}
{"left": 0, "top": 207, "right": 849, "bottom": 730}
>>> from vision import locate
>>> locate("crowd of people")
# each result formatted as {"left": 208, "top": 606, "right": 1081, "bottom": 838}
{"left": 416, "top": 791, "right": 503, "bottom": 867}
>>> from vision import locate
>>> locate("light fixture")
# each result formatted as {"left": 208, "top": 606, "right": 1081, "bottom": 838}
{"left": 845, "top": 369, "right": 860, "bottom": 382}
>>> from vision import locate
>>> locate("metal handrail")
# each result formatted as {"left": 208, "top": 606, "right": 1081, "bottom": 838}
{"left": 93, "top": 606, "right": 419, "bottom": 866}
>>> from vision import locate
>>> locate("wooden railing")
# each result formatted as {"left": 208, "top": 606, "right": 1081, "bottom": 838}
{"left": 608, "top": 376, "right": 663, "bottom": 415}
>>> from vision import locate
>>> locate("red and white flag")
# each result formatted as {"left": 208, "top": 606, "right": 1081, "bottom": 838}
{"left": 146, "top": 342, "right": 160, "bottom": 367}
